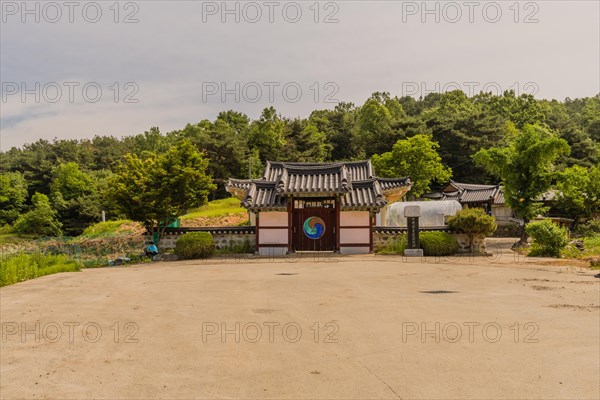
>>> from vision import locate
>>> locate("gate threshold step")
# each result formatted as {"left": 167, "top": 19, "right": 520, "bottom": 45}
{"left": 293, "top": 251, "right": 337, "bottom": 254}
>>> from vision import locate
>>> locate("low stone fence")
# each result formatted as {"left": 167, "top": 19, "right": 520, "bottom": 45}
{"left": 452, "top": 233, "right": 487, "bottom": 254}
{"left": 152, "top": 226, "right": 485, "bottom": 255}
{"left": 151, "top": 227, "right": 256, "bottom": 251}
{"left": 374, "top": 227, "right": 487, "bottom": 254}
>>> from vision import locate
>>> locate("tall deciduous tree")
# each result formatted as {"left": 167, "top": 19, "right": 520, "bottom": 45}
{"left": 13, "top": 193, "right": 63, "bottom": 237}
{"left": 309, "top": 102, "right": 360, "bottom": 161}
{"left": 554, "top": 165, "right": 600, "bottom": 223}
{"left": 473, "top": 124, "right": 571, "bottom": 243}
{"left": 423, "top": 91, "right": 504, "bottom": 183}
{"left": 175, "top": 118, "right": 254, "bottom": 198}
{"left": 0, "top": 171, "right": 28, "bottom": 226}
{"left": 372, "top": 134, "right": 452, "bottom": 197}
{"left": 107, "top": 140, "right": 216, "bottom": 242}
{"left": 247, "top": 107, "right": 287, "bottom": 162}
{"left": 284, "top": 119, "right": 330, "bottom": 162}
{"left": 354, "top": 93, "right": 406, "bottom": 157}
{"left": 49, "top": 162, "right": 102, "bottom": 236}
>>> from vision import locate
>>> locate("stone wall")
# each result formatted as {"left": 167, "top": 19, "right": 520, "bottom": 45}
{"left": 151, "top": 227, "right": 256, "bottom": 251}
{"left": 373, "top": 230, "right": 396, "bottom": 252}
{"left": 452, "top": 233, "right": 487, "bottom": 254}
{"left": 153, "top": 227, "right": 486, "bottom": 255}
{"left": 373, "top": 228, "right": 487, "bottom": 254}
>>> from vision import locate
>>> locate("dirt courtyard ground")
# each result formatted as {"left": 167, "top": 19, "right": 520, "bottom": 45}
{"left": 1, "top": 250, "right": 599, "bottom": 399}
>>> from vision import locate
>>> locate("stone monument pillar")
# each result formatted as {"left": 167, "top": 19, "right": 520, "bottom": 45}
{"left": 404, "top": 205, "right": 423, "bottom": 257}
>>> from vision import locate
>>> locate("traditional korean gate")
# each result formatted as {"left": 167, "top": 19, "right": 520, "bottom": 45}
{"left": 292, "top": 199, "right": 337, "bottom": 251}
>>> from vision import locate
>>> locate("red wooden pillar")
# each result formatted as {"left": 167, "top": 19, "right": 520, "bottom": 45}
{"left": 255, "top": 212, "right": 259, "bottom": 253}
{"left": 369, "top": 211, "right": 374, "bottom": 253}
{"left": 335, "top": 198, "right": 341, "bottom": 252}
{"left": 287, "top": 198, "right": 293, "bottom": 253}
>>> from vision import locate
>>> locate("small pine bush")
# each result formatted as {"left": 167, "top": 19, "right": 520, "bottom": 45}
{"left": 526, "top": 220, "right": 569, "bottom": 257}
{"left": 175, "top": 232, "right": 215, "bottom": 259}
{"left": 420, "top": 231, "right": 459, "bottom": 256}
{"left": 448, "top": 208, "right": 496, "bottom": 251}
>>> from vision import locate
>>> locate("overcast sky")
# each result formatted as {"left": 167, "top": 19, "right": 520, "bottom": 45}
{"left": 1, "top": 0, "right": 599, "bottom": 149}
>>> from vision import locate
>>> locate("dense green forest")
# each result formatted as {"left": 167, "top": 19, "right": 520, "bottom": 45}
{"left": 2, "top": 90, "right": 599, "bottom": 236}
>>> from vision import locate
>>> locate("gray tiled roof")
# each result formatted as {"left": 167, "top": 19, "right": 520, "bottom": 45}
{"left": 340, "top": 179, "right": 386, "bottom": 209}
{"left": 263, "top": 160, "right": 375, "bottom": 182}
{"left": 447, "top": 181, "right": 498, "bottom": 191}
{"left": 227, "top": 160, "right": 410, "bottom": 211}
{"left": 425, "top": 181, "right": 505, "bottom": 205}
{"left": 241, "top": 180, "right": 287, "bottom": 210}
{"left": 425, "top": 183, "right": 556, "bottom": 206}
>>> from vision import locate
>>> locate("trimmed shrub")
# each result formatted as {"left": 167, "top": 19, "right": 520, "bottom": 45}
{"left": 419, "top": 231, "right": 459, "bottom": 256}
{"left": 525, "top": 220, "right": 569, "bottom": 257}
{"left": 175, "top": 232, "right": 215, "bottom": 259}
{"left": 448, "top": 208, "right": 497, "bottom": 251}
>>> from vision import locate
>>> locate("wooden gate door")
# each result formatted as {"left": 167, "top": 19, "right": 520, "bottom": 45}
{"left": 293, "top": 206, "right": 336, "bottom": 251}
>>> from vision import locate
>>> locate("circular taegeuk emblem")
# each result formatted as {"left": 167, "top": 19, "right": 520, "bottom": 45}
{"left": 303, "top": 216, "right": 325, "bottom": 239}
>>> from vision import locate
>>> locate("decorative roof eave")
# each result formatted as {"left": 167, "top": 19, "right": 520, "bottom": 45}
{"left": 373, "top": 180, "right": 387, "bottom": 208}
{"left": 340, "top": 165, "right": 350, "bottom": 192}
{"left": 377, "top": 177, "right": 412, "bottom": 204}
{"left": 276, "top": 169, "right": 288, "bottom": 194}
{"left": 241, "top": 184, "right": 258, "bottom": 209}
{"left": 226, "top": 178, "right": 253, "bottom": 200}
{"left": 381, "top": 186, "right": 411, "bottom": 204}
{"left": 228, "top": 187, "right": 247, "bottom": 201}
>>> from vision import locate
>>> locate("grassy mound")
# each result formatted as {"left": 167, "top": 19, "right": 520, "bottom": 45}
{"left": 79, "top": 220, "right": 144, "bottom": 239}
{"left": 65, "top": 220, "right": 146, "bottom": 266}
{"left": 181, "top": 198, "right": 248, "bottom": 227}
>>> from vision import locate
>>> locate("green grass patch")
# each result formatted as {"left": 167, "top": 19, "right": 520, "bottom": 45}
{"left": 0, "top": 252, "right": 82, "bottom": 287}
{"left": 0, "top": 232, "right": 28, "bottom": 245}
{"left": 181, "top": 198, "right": 246, "bottom": 220}
{"left": 583, "top": 235, "right": 600, "bottom": 255}
{"left": 377, "top": 235, "right": 407, "bottom": 254}
{"left": 0, "top": 225, "right": 36, "bottom": 245}
{"left": 561, "top": 235, "right": 600, "bottom": 268}
{"left": 79, "top": 220, "right": 139, "bottom": 239}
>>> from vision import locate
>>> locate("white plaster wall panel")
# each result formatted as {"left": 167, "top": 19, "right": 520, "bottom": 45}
{"left": 340, "top": 211, "right": 370, "bottom": 226}
{"left": 259, "top": 229, "right": 288, "bottom": 244}
{"left": 259, "top": 212, "right": 288, "bottom": 227}
{"left": 340, "top": 228, "right": 370, "bottom": 244}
